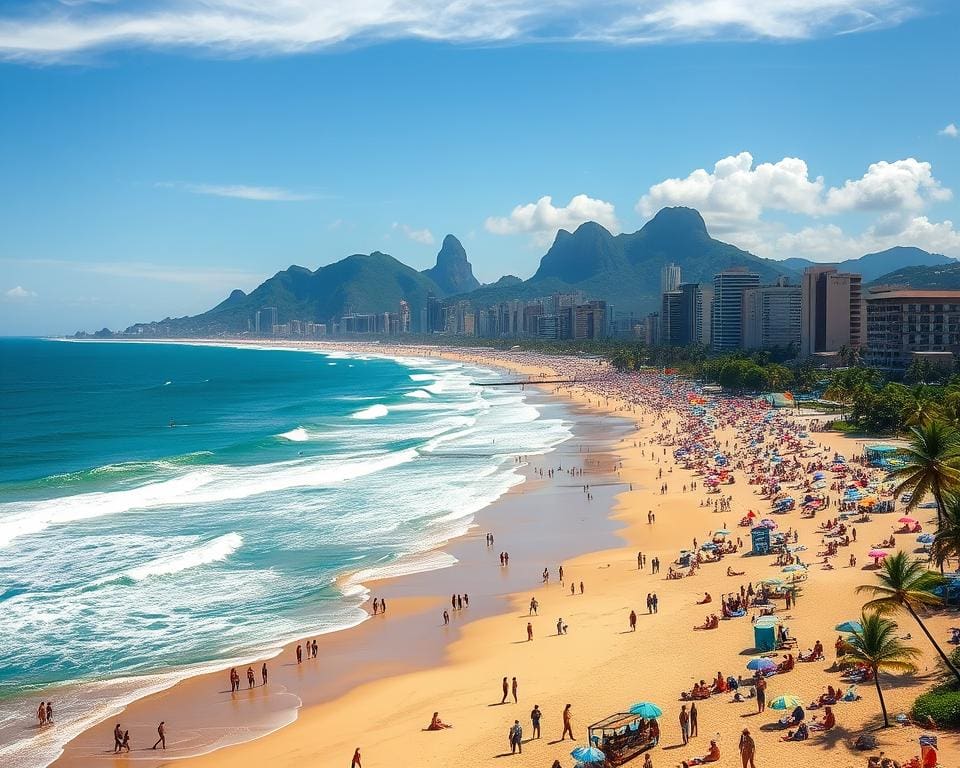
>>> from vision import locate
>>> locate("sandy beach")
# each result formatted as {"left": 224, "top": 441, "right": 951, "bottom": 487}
{"left": 48, "top": 340, "right": 960, "bottom": 768}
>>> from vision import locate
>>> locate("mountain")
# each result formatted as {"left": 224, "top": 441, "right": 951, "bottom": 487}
{"left": 120, "top": 206, "right": 954, "bottom": 336}
{"left": 779, "top": 246, "right": 953, "bottom": 283}
{"left": 868, "top": 261, "right": 960, "bottom": 290}
{"left": 422, "top": 235, "right": 480, "bottom": 294}
{"left": 126, "top": 252, "right": 441, "bottom": 336}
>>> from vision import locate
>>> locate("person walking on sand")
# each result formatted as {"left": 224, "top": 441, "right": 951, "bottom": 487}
{"left": 509, "top": 719, "right": 523, "bottom": 753}
{"left": 443, "top": 610, "right": 449, "bottom": 625}
{"left": 37, "top": 702, "right": 46, "bottom": 727}
{"left": 629, "top": 610, "right": 637, "bottom": 631}
{"left": 512, "top": 676, "right": 518, "bottom": 703}
{"left": 45, "top": 701, "right": 53, "bottom": 725}
{"left": 351, "top": 747, "right": 362, "bottom": 767}
{"left": 121, "top": 729, "right": 131, "bottom": 753}
{"left": 114, "top": 723, "right": 123, "bottom": 753}
{"left": 739, "top": 728, "right": 756, "bottom": 768}
{"left": 247, "top": 666, "right": 255, "bottom": 688}
{"left": 153, "top": 721, "right": 166, "bottom": 750}
{"left": 755, "top": 675, "right": 767, "bottom": 713}
{"left": 501, "top": 676, "right": 509, "bottom": 704}
{"left": 296, "top": 644, "right": 302, "bottom": 664}
{"left": 261, "top": 662, "right": 268, "bottom": 685}
{"left": 679, "top": 705, "right": 690, "bottom": 745}
{"left": 530, "top": 705, "right": 542, "bottom": 739}
{"left": 690, "top": 701, "right": 698, "bottom": 737}
{"left": 527, "top": 622, "right": 533, "bottom": 641}
{"left": 561, "top": 704, "right": 574, "bottom": 740}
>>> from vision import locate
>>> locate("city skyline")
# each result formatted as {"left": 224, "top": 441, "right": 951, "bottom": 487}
{"left": 1, "top": 1, "right": 958, "bottom": 335}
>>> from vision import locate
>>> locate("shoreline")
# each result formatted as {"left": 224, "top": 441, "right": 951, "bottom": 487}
{"left": 42, "top": 339, "right": 634, "bottom": 767}
{"left": 24, "top": 337, "right": 960, "bottom": 768}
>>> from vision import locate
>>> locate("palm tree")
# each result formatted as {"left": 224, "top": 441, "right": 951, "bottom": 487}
{"left": 887, "top": 420, "right": 960, "bottom": 527}
{"left": 931, "top": 495, "right": 960, "bottom": 571}
{"left": 901, "top": 386, "right": 941, "bottom": 428}
{"left": 857, "top": 551, "right": 959, "bottom": 684}
{"left": 841, "top": 611, "right": 921, "bottom": 727}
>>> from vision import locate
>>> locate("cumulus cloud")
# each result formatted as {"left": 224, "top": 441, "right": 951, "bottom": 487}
{"left": 0, "top": 1, "right": 920, "bottom": 62}
{"left": 157, "top": 182, "right": 316, "bottom": 202}
{"left": 637, "top": 152, "right": 950, "bottom": 229}
{"left": 393, "top": 223, "right": 435, "bottom": 245}
{"left": 637, "top": 151, "right": 959, "bottom": 261}
{"left": 4, "top": 285, "right": 38, "bottom": 299}
{"left": 486, "top": 194, "right": 620, "bottom": 244}
{"left": 940, "top": 123, "right": 959, "bottom": 138}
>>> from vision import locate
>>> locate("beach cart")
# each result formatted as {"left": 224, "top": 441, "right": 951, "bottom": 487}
{"left": 587, "top": 713, "right": 655, "bottom": 765}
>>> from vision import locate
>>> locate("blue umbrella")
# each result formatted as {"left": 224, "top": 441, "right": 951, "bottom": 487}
{"left": 746, "top": 657, "right": 777, "bottom": 671}
{"left": 571, "top": 745, "right": 605, "bottom": 764}
{"left": 701, "top": 542, "right": 718, "bottom": 551}
{"left": 629, "top": 702, "right": 663, "bottom": 718}
{"left": 917, "top": 533, "right": 935, "bottom": 544}
{"left": 715, "top": 529, "right": 731, "bottom": 536}
{"left": 835, "top": 620, "right": 862, "bottom": 633}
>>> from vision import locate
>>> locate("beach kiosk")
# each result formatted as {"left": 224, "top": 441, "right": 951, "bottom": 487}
{"left": 753, "top": 615, "right": 781, "bottom": 652}
{"left": 587, "top": 713, "right": 655, "bottom": 765}
{"left": 751, "top": 526, "right": 771, "bottom": 555}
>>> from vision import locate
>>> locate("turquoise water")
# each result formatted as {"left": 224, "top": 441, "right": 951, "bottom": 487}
{"left": 0, "top": 339, "right": 570, "bottom": 766}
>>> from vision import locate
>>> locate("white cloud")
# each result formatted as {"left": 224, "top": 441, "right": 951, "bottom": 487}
{"left": 637, "top": 152, "right": 950, "bottom": 230}
{"left": 486, "top": 194, "right": 620, "bottom": 244}
{"left": 637, "top": 151, "right": 959, "bottom": 261}
{"left": 4, "top": 285, "right": 38, "bottom": 299}
{"left": 825, "top": 158, "right": 950, "bottom": 213}
{"left": 765, "top": 216, "right": 960, "bottom": 262}
{"left": 158, "top": 182, "right": 316, "bottom": 202}
{"left": 392, "top": 223, "right": 435, "bottom": 245}
{"left": 940, "top": 123, "right": 959, "bottom": 138}
{"left": 0, "top": 1, "right": 920, "bottom": 62}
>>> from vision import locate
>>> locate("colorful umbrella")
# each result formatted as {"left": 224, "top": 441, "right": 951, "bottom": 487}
{"left": 917, "top": 533, "right": 935, "bottom": 544}
{"left": 835, "top": 620, "right": 863, "bottom": 633}
{"left": 746, "top": 657, "right": 777, "bottom": 672}
{"left": 770, "top": 694, "right": 803, "bottom": 710}
{"left": 868, "top": 549, "right": 890, "bottom": 559}
{"left": 571, "top": 745, "right": 605, "bottom": 764}
{"left": 628, "top": 702, "right": 663, "bottom": 718}
{"left": 898, "top": 516, "right": 917, "bottom": 524}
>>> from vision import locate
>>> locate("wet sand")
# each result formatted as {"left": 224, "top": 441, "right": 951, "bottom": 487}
{"left": 52, "top": 375, "right": 633, "bottom": 766}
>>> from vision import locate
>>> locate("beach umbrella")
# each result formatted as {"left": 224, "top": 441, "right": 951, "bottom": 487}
{"left": 701, "top": 542, "right": 718, "bottom": 551}
{"left": 715, "top": 529, "right": 731, "bottom": 536}
{"left": 812, "top": 472, "right": 826, "bottom": 480}
{"left": 898, "top": 516, "right": 917, "bottom": 524}
{"left": 571, "top": 745, "right": 605, "bottom": 764}
{"left": 917, "top": 533, "right": 935, "bottom": 544}
{"left": 746, "top": 657, "right": 777, "bottom": 672}
{"left": 628, "top": 702, "right": 663, "bottom": 718}
{"left": 761, "top": 578, "right": 784, "bottom": 586}
{"left": 759, "top": 519, "right": 777, "bottom": 529}
{"left": 769, "top": 695, "right": 803, "bottom": 710}
{"left": 835, "top": 620, "right": 863, "bottom": 633}
{"left": 782, "top": 564, "right": 806, "bottom": 573}
{"left": 868, "top": 549, "right": 890, "bottom": 559}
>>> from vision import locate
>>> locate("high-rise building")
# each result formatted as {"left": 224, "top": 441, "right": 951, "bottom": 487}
{"left": 661, "top": 263, "right": 681, "bottom": 296}
{"left": 643, "top": 312, "right": 660, "bottom": 347}
{"left": 678, "top": 283, "right": 713, "bottom": 347}
{"left": 742, "top": 280, "right": 802, "bottom": 350}
{"left": 426, "top": 293, "right": 443, "bottom": 333}
{"left": 865, "top": 289, "right": 960, "bottom": 369}
{"left": 660, "top": 290, "right": 684, "bottom": 346}
{"left": 711, "top": 269, "right": 759, "bottom": 351}
{"left": 398, "top": 300, "right": 411, "bottom": 334}
{"left": 255, "top": 306, "right": 278, "bottom": 336}
{"left": 800, "top": 267, "right": 864, "bottom": 357}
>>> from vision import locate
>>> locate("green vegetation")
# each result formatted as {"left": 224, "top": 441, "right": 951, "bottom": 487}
{"left": 857, "top": 552, "right": 958, "bottom": 683}
{"left": 913, "top": 688, "right": 960, "bottom": 728}
{"left": 841, "top": 612, "right": 921, "bottom": 727}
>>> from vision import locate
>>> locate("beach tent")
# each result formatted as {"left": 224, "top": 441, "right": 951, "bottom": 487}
{"left": 753, "top": 616, "right": 781, "bottom": 652}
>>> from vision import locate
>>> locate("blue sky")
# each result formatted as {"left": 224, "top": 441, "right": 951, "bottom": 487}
{"left": 0, "top": 0, "right": 958, "bottom": 335}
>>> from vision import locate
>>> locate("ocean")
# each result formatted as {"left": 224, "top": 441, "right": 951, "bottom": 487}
{"left": 0, "top": 338, "right": 571, "bottom": 767}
